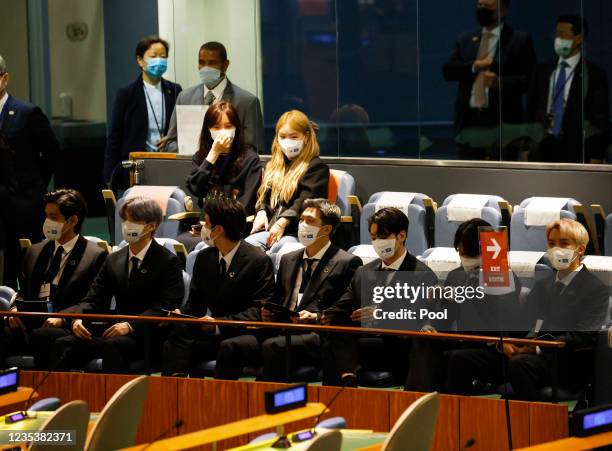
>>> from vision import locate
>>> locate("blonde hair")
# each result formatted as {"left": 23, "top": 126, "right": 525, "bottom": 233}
{"left": 256, "top": 110, "right": 320, "bottom": 209}
{"left": 545, "top": 218, "right": 589, "bottom": 247}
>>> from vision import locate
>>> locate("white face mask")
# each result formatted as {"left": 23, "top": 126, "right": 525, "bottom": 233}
{"left": 122, "top": 221, "right": 146, "bottom": 244}
{"left": 554, "top": 37, "right": 574, "bottom": 59}
{"left": 200, "top": 225, "right": 216, "bottom": 247}
{"left": 210, "top": 127, "right": 236, "bottom": 141}
{"left": 372, "top": 238, "right": 396, "bottom": 261}
{"left": 298, "top": 222, "right": 322, "bottom": 247}
{"left": 460, "top": 256, "right": 482, "bottom": 272}
{"left": 42, "top": 218, "right": 65, "bottom": 241}
{"left": 278, "top": 138, "right": 304, "bottom": 160}
{"left": 199, "top": 66, "right": 224, "bottom": 89}
{"left": 547, "top": 246, "right": 578, "bottom": 271}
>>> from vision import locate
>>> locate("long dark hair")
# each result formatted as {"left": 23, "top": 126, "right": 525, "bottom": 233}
{"left": 193, "top": 102, "right": 246, "bottom": 179}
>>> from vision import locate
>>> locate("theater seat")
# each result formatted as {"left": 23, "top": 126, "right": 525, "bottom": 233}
{"left": 4, "top": 356, "right": 35, "bottom": 369}
{"left": 30, "top": 397, "right": 61, "bottom": 412}
{"left": 510, "top": 197, "right": 579, "bottom": 252}
{"left": 114, "top": 186, "right": 187, "bottom": 240}
{"left": 328, "top": 169, "right": 356, "bottom": 217}
{"left": 361, "top": 192, "right": 434, "bottom": 256}
{"left": 186, "top": 242, "right": 208, "bottom": 277}
{"left": 348, "top": 245, "right": 379, "bottom": 265}
{"left": 356, "top": 337, "right": 399, "bottom": 388}
{"left": 594, "top": 328, "right": 612, "bottom": 405}
{"left": 435, "top": 194, "right": 505, "bottom": 248}
{"left": 0, "top": 285, "right": 16, "bottom": 308}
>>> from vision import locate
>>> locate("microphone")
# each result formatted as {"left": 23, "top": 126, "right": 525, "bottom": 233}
{"left": 139, "top": 419, "right": 184, "bottom": 451}
{"left": 23, "top": 347, "right": 70, "bottom": 417}
{"left": 461, "top": 438, "right": 476, "bottom": 451}
{"left": 311, "top": 376, "right": 352, "bottom": 434}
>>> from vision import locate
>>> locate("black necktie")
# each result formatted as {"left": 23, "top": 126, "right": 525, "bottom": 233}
{"left": 219, "top": 259, "right": 227, "bottom": 281}
{"left": 299, "top": 259, "right": 314, "bottom": 293}
{"left": 45, "top": 246, "right": 64, "bottom": 283}
{"left": 129, "top": 256, "right": 140, "bottom": 284}
{"left": 552, "top": 281, "right": 565, "bottom": 298}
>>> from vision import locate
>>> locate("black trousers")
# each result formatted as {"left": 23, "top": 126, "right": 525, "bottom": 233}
{"left": 445, "top": 347, "right": 551, "bottom": 400}
{"left": 261, "top": 332, "right": 320, "bottom": 382}
{"left": 54, "top": 333, "right": 140, "bottom": 373}
{"left": 0, "top": 324, "right": 71, "bottom": 369}
{"left": 405, "top": 339, "right": 455, "bottom": 392}
{"left": 162, "top": 324, "right": 222, "bottom": 376}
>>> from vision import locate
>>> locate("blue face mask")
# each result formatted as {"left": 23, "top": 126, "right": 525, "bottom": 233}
{"left": 145, "top": 57, "right": 168, "bottom": 79}
{"left": 199, "top": 66, "right": 224, "bottom": 89}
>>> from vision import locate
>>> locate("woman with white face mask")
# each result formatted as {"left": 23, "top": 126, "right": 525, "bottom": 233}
{"left": 246, "top": 110, "right": 330, "bottom": 254}
{"left": 187, "top": 102, "right": 262, "bottom": 216}
{"left": 104, "top": 36, "right": 182, "bottom": 190}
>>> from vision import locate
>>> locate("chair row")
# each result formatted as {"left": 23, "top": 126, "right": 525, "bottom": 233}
{"left": 102, "top": 181, "right": 612, "bottom": 258}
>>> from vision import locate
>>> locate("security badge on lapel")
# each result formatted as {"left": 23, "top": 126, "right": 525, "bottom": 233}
{"left": 228, "top": 271, "right": 235, "bottom": 278}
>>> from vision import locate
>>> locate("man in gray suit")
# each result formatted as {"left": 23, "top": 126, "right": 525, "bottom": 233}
{"left": 164, "top": 41, "right": 264, "bottom": 153}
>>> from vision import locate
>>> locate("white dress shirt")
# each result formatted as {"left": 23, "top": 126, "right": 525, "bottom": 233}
{"left": 50, "top": 234, "right": 80, "bottom": 286}
{"left": 0, "top": 92, "right": 8, "bottom": 117}
{"left": 204, "top": 77, "right": 228, "bottom": 105}
{"left": 128, "top": 239, "right": 154, "bottom": 273}
{"left": 143, "top": 81, "right": 165, "bottom": 152}
{"left": 554, "top": 264, "right": 583, "bottom": 295}
{"left": 219, "top": 241, "right": 241, "bottom": 270}
{"left": 470, "top": 24, "right": 503, "bottom": 108}
{"left": 546, "top": 52, "right": 581, "bottom": 115}
{"left": 290, "top": 241, "right": 332, "bottom": 310}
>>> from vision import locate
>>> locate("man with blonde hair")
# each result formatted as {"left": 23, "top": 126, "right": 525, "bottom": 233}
{"left": 447, "top": 218, "right": 608, "bottom": 400}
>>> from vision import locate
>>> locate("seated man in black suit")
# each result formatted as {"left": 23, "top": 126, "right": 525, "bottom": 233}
{"left": 446, "top": 219, "right": 608, "bottom": 400}
{"left": 222, "top": 198, "right": 362, "bottom": 381}
{"left": 442, "top": 0, "right": 536, "bottom": 160}
{"left": 321, "top": 207, "right": 438, "bottom": 386}
{"left": 406, "top": 218, "right": 523, "bottom": 391}
{"left": 54, "top": 196, "right": 184, "bottom": 372}
{"left": 162, "top": 197, "right": 275, "bottom": 377}
{"left": 528, "top": 15, "right": 610, "bottom": 163}
{"left": 1, "top": 189, "right": 107, "bottom": 368}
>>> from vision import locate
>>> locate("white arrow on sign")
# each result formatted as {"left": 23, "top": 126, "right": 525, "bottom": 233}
{"left": 486, "top": 238, "right": 501, "bottom": 259}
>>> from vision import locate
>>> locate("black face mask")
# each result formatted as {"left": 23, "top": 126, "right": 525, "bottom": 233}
{"left": 476, "top": 7, "right": 497, "bottom": 27}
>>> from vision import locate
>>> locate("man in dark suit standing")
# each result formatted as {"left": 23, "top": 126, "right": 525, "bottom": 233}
{"left": 528, "top": 16, "right": 610, "bottom": 163}
{"left": 54, "top": 197, "right": 184, "bottom": 372}
{"left": 0, "top": 133, "right": 17, "bottom": 287}
{"left": 446, "top": 219, "right": 608, "bottom": 400}
{"left": 0, "top": 55, "right": 60, "bottom": 246}
{"left": 442, "top": 0, "right": 536, "bottom": 160}
{"left": 321, "top": 207, "right": 438, "bottom": 386}
{"left": 222, "top": 198, "right": 362, "bottom": 381}
{"left": 1, "top": 189, "right": 107, "bottom": 368}
{"left": 164, "top": 41, "right": 265, "bottom": 154}
{"left": 162, "top": 197, "right": 275, "bottom": 377}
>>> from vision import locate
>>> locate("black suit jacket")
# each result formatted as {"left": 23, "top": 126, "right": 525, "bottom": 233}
{"left": 328, "top": 253, "right": 438, "bottom": 328}
{"left": 0, "top": 95, "right": 60, "bottom": 239}
{"left": 528, "top": 58, "right": 610, "bottom": 162}
{"left": 65, "top": 239, "right": 184, "bottom": 333}
{"left": 526, "top": 266, "right": 608, "bottom": 350}
{"left": 182, "top": 240, "right": 275, "bottom": 322}
{"left": 20, "top": 236, "right": 107, "bottom": 312}
{"left": 257, "top": 157, "right": 329, "bottom": 236}
{"left": 442, "top": 24, "right": 536, "bottom": 133}
{"left": 0, "top": 134, "right": 17, "bottom": 254}
{"left": 273, "top": 244, "right": 362, "bottom": 317}
{"left": 104, "top": 76, "right": 182, "bottom": 182}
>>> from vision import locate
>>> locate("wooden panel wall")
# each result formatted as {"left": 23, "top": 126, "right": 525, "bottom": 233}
{"left": 19, "top": 371, "right": 569, "bottom": 450}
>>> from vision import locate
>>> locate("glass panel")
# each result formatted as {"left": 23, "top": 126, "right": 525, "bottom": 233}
{"left": 335, "top": 0, "right": 419, "bottom": 159}
{"left": 260, "top": 0, "right": 339, "bottom": 156}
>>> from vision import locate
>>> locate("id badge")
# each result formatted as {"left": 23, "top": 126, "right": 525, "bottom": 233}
{"left": 38, "top": 283, "right": 51, "bottom": 300}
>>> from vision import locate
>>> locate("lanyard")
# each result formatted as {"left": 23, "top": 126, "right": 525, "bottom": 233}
{"left": 143, "top": 84, "right": 165, "bottom": 136}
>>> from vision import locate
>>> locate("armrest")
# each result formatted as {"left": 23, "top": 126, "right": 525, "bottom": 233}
{"left": 168, "top": 212, "right": 202, "bottom": 221}
{"left": 340, "top": 216, "right": 353, "bottom": 223}
{"left": 347, "top": 195, "right": 362, "bottom": 213}
{"left": 574, "top": 204, "right": 600, "bottom": 255}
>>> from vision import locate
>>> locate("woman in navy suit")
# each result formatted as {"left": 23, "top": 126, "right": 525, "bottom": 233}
{"left": 104, "top": 36, "right": 182, "bottom": 189}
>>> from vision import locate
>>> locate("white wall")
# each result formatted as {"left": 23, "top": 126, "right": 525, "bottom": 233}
{"left": 158, "top": 0, "right": 263, "bottom": 105}
{"left": 47, "top": 0, "right": 107, "bottom": 122}
{"left": 0, "top": 0, "right": 30, "bottom": 101}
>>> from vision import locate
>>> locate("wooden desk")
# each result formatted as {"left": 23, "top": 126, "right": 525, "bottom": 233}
{"left": 515, "top": 431, "right": 612, "bottom": 451}
{"left": 121, "top": 403, "right": 327, "bottom": 451}
{"left": 0, "top": 388, "right": 36, "bottom": 416}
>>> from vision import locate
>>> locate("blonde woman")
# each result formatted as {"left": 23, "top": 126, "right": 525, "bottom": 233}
{"left": 246, "top": 110, "right": 329, "bottom": 252}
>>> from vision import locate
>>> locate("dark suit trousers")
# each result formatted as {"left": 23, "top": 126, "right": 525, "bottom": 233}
{"left": 321, "top": 333, "right": 359, "bottom": 386}
{"left": 261, "top": 332, "right": 320, "bottom": 382}
{"left": 0, "top": 324, "right": 70, "bottom": 369}
{"left": 54, "top": 333, "right": 140, "bottom": 372}
{"left": 406, "top": 339, "right": 455, "bottom": 392}
{"left": 215, "top": 334, "right": 265, "bottom": 380}
{"left": 162, "top": 324, "right": 221, "bottom": 375}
